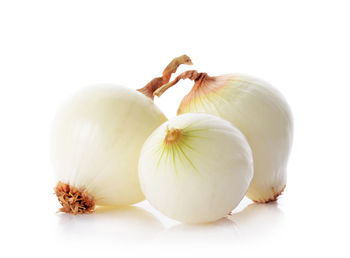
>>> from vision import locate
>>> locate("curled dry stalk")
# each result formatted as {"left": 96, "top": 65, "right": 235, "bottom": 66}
{"left": 137, "top": 55, "right": 193, "bottom": 100}
{"left": 153, "top": 70, "right": 210, "bottom": 97}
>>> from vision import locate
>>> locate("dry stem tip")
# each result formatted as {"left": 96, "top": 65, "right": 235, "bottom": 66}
{"left": 164, "top": 128, "right": 182, "bottom": 145}
{"left": 154, "top": 70, "right": 207, "bottom": 97}
{"left": 137, "top": 55, "right": 193, "bottom": 100}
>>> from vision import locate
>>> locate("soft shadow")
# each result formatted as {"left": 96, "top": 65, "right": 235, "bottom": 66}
{"left": 156, "top": 202, "right": 284, "bottom": 245}
{"left": 56, "top": 206, "right": 164, "bottom": 244}
{"left": 154, "top": 217, "right": 239, "bottom": 245}
{"left": 227, "top": 202, "right": 285, "bottom": 240}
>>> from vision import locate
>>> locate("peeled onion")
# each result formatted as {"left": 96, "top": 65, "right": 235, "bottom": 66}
{"left": 138, "top": 113, "right": 253, "bottom": 223}
{"left": 51, "top": 55, "right": 192, "bottom": 214}
{"left": 51, "top": 85, "right": 166, "bottom": 214}
{"left": 154, "top": 71, "right": 293, "bottom": 203}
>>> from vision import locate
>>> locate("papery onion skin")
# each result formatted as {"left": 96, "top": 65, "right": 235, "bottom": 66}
{"left": 51, "top": 85, "right": 167, "bottom": 207}
{"left": 138, "top": 113, "right": 253, "bottom": 224}
{"left": 176, "top": 74, "right": 293, "bottom": 203}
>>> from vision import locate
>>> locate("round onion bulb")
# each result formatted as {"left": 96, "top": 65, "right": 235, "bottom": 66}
{"left": 138, "top": 113, "right": 253, "bottom": 224}
{"left": 154, "top": 71, "right": 293, "bottom": 203}
{"left": 51, "top": 85, "right": 167, "bottom": 214}
{"left": 51, "top": 55, "right": 192, "bottom": 214}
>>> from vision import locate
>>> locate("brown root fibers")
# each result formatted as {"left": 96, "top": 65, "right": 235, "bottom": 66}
{"left": 54, "top": 181, "right": 95, "bottom": 215}
{"left": 253, "top": 185, "right": 286, "bottom": 204}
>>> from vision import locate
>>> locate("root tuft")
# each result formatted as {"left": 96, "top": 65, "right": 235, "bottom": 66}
{"left": 253, "top": 185, "right": 286, "bottom": 204}
{"left": 54, "top": 182, "right": 95, "bottom": 215}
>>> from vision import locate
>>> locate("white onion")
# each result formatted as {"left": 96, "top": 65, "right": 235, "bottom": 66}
{"left": 51, "top": 85, "right": 166, "bottom": 214}
{"left": 138, "top": 113, "right": 253, "bottom": 223}
{"left": 154, "top": 71, "right": 293, "bottom": 203}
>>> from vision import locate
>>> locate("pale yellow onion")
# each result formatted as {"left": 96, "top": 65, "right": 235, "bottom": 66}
{"left": 51, "top": 55, "right": 192, "bottom": 214}
{"left": 138, "top": 113, "right": 253, "bottom": 223}
{"left": 51, "top": 85, "right": 167, "bottom": 213}
{"left": 154, "top": 71, "right": 293, "bottom": 203}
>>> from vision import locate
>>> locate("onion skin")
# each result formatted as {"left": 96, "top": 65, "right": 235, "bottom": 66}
{"left": 51, "top": 55, "right": 191, "bottom": 213}
{"left": 176, "top": 74, "right": 293, "bottom": 203}
{"left": 51, "top": 85, "right": 167, "bottom": 208}
{"left": 138, "top": 113, "right": 253, "bottom": 224}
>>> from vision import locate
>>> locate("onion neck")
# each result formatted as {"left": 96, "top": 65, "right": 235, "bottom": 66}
{"left": 55, "top": 181, "right": 95, "bottom": 215}
{"left": 153, "top": 70, "right": 215, "bottom": 98}
{"left": 137, "top": 55, "right": 193, "bottom": 100}
{"left": 164, "top": 128, "right": 182, "bottom": 145}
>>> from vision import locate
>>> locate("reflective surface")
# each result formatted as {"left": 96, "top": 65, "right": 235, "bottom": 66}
{"left": 1, "top": 0, "right": 350, "bottom": 257}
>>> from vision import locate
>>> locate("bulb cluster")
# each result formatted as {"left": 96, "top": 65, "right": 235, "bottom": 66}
{"left": 51, "top": 55, "right": 293, "bottom": 224}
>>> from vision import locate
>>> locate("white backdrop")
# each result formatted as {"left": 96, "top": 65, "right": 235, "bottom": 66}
{"left": 0, "top": 0, "right": 349, "bottom": 257}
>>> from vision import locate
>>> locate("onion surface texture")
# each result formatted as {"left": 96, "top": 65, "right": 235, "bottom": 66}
{"left": 51, "top": 85, "right": 166, "bottom": 213}
{"left": 154, "top": 71, "right": 293, "bottom": 203}
{"left": 138, "top": 113, "right": 253, "bottom": 223}
{"left": 51, "top": 55, "right": 192, "bottom": 214}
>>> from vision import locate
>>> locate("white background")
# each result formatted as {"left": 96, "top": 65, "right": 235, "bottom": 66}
{"left": 1, "top": 0, "right": 349, "bottom": 257}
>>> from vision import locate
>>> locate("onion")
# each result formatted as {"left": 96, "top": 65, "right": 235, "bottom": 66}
{"left": 153, "top": 70, "right": 293, "bottom": 203}
{"left": 51, "top": 55, "right": 192, "bottom": 214}
{"left": 138, "top": 113, "right": 253, "bottom": 223}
